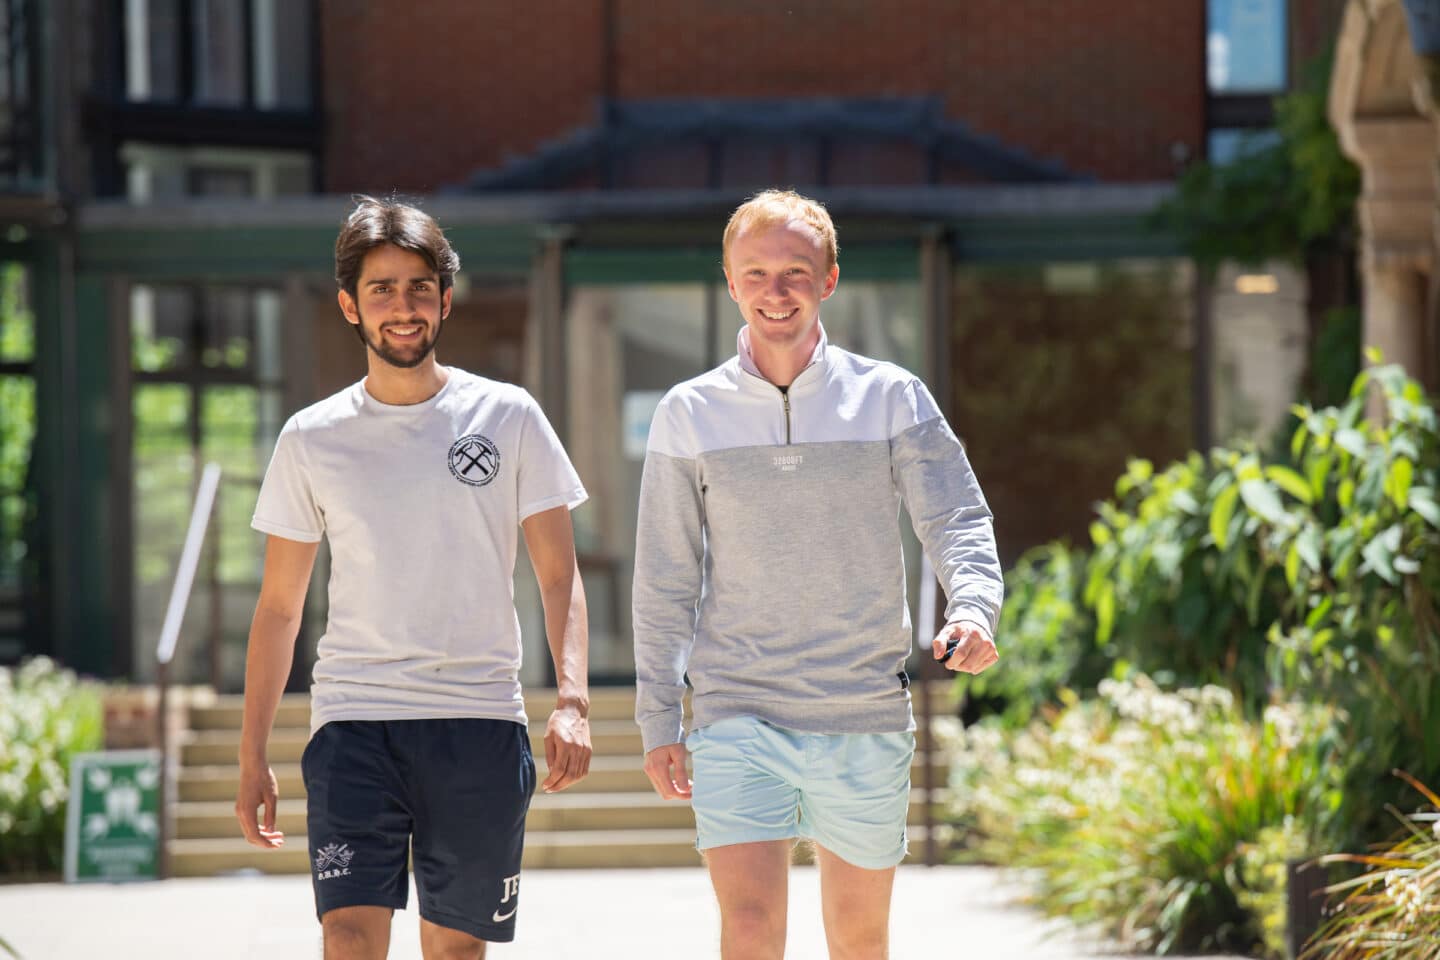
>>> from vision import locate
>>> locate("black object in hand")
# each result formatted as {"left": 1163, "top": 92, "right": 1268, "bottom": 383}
{"left": 939, "top": 635, "right": 961, "bottom": 662}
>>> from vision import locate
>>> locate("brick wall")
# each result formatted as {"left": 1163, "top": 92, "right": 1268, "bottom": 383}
{"left": 321, "top": 0, "right": 1208, "bottom": 192}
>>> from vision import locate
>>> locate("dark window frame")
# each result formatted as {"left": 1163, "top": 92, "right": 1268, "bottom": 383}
{"left": 0, "top": 0, "right": 43, "bottom": 183}
{"left": 87, "top": 0, "right": 324, "bottom": 196}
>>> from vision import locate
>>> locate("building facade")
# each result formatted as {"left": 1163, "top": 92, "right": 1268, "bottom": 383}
{"left": 0, "top": 0, "right": 1347, "bottom": 691}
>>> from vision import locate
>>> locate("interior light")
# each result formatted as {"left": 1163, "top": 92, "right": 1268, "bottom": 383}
{"left": 1234, "top": 274, "right": 1278, "bottom": 294}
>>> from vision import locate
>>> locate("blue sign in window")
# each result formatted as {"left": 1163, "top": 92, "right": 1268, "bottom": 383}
{"left": 1208, "top": 0, "right": 1288, "bottom": 93}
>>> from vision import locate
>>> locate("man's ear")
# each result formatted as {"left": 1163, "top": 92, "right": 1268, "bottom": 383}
{"left": 821, "top": 263, "right": 839, "bottom": 301}
{"left": 442, "top": 285, "right": 453, "bottom": 320}
{"left": 338, "top": 288, "right": 359, "bottom": 326}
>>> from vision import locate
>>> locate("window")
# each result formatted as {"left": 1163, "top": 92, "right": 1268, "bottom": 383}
{"left": 563, "top": 284, "right": 711, "bottom": 683}
{"left": 0, "top": 0, "right": 41, "bottom": 182}
{"left": 1210, "top": 262, "right": 1308, "bottom": 443}
{"left": 123, "top": 0, "right": 313, "bottom": 110}
{"left": 1206, "top": 127, "right": 1284, "bottom": 166}
{"left": 951, "top": 260, "right": 1196, "bottom": 563}
{"left": 1207, "top": 0, "right": 1288, "bottom": 94}
{"left": 120, "top": 143, "right": 312, "bottom": 201}
{"left": 0, "top": 262, "right": 34, "bottom": 660}
{"left": 130, "top": 283, "right": 285, "bottom": 688}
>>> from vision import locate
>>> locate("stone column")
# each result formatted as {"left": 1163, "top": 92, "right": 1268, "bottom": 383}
{"left": 1331, "top": 0, "right": 1438, "bottom": 405}
{"left": 1349, "top": 118, "right": 1434, "bottom": 386}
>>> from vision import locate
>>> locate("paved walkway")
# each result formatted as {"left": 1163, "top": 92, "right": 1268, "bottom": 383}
{"left": 1, "top": 865, "right": 1248, "bottom": 959}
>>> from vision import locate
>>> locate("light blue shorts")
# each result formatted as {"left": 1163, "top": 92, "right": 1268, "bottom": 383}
{"left": 686, "top": 715, "right": 914, "bottom": 870}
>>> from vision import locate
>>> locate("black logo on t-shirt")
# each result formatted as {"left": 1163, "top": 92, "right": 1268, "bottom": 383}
{"left": 449, "top": 434, "right": 501, "bottom": 486}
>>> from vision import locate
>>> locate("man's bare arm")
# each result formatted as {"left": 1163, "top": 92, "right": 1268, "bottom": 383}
{"left": 235, "top": 535, "right": 318, "bottom": 848}
{"left": 521, "top": 505, "right": 592, "bottom": 793}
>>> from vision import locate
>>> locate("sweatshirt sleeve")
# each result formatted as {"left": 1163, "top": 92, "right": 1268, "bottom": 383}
{"left": 631, "top": 395, "right": 705, "bottom": 752}
{"left": 890, "top": 378, "right": 1004, "bottom": 636}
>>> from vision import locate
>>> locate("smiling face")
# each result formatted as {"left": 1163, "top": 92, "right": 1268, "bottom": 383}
{"left": 724, "top": 218, "right": 839, "bottom": 360}
{"left": 338, "top": 243, "right": 452, "bottom": 370}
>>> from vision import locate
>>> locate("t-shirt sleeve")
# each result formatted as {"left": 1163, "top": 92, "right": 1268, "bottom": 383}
{"left": 251, "top": 417, "right": 324, "bottom": 543}
{"left": 516, "top": 392, "right": 588, "bottom": 522}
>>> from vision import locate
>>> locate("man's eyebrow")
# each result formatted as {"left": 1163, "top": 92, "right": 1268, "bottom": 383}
{"left": 363, "top": 274, "right": 436, "bottom": 287}
{"left": 735, "top": 255, "right": 817, "bottom": 267}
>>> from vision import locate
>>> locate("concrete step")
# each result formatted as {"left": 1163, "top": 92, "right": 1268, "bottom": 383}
{"left": 182, "top": 788, "right": 952, "bottom": 840}
{"left": 179, "top": 755, "right": 952, "bottom": 803}
{"left": 187, "top": 688, "right": 655, "bottom": 731}
{"left": 181, "top": 721, "right": 649, "bottom": 766}
{"left": 167, "top": 826, "right": 942, "bottom": 877}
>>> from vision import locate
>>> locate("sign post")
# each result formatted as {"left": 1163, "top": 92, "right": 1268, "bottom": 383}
{"left": 63, "top": 750, "right": 162, "bottom": 883}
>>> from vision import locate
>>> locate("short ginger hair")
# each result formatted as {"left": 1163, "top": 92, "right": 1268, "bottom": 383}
{"left": 722, "top": 189, "right": 838, "bottom": 271}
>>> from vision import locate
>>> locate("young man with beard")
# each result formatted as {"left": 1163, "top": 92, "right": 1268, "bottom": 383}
{"left": 235, "top": 196, "right": 591, "bottom": 960}
{"left": 633, "top": 190, "right": 1003, "bottom": 960}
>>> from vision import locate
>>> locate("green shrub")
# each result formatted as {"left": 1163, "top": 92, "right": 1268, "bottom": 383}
{"left": 958, "top": 542, "right": 1101, "bottom": 727}
{"left": 980, "top": 362, "right": 1440, "bottom": 844}
{"left": 1085, "top": 452, "right": 1285, "bottom": 706}
{"left": 1263, "top": 362, "right": 1440, "bottom": 841}
{"left": 1303, "top": 773, "right": 1440, "bottom": 958}
{"left": 0, "top": 657, "right": 104, "bottom": 875}
{"left": 950, "top": 676, "right": 1343, "bottom": 956}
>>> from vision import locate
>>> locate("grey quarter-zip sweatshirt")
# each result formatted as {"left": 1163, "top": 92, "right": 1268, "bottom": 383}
{"left": 632, "top": 327, "right": 1003, "bottom": 753}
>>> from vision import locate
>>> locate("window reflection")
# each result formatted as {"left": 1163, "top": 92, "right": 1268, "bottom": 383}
{"left": 130, "top": 285, "right": 284, "bottom": 688}
{"left": 1207, "top": 0, "right": 1288, "bottom": 93}
{"left": 566, "top": 286, "right": 709, "bottom": 680}
{"left": 951, "top": 260, "right": 1195, "bottom": 565}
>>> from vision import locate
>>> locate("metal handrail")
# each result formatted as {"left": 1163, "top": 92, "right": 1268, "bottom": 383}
{"left": 154, "top": 462, "right": 222, "bottom": 879}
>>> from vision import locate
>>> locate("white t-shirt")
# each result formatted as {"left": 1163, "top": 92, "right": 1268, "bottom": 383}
{"left": 251, "top": 367, "right": 587, "bottom": 734}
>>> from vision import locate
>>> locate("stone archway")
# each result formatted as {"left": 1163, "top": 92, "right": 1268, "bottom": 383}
{"left": 1330, "top": 0, "right": 1439, "bottom": 390}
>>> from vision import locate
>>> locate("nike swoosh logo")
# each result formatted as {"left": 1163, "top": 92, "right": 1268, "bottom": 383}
{"left": 492, "top": 905, "right": 517, "bottom": 923}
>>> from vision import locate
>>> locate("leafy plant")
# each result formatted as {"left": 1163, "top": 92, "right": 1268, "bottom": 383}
{"left": 950, "top": 676, "right": 1343, "bottom": 956}
{"left": 1259, "top": 359, "right": 1440, "bottom": 840}
{"left": 1302, "top": 772, "right": 1440, "bottom": 958}
{"left": 1054, "top": 361, "right": 1440, "bottom": 843}
{"left": 957, "top": 542, "right": 1103, "bottom": 726}
{"left": 0, "top": 657, "right": 104, "bottom": 876}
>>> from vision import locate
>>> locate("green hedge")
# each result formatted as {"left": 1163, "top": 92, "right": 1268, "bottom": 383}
{"left": 0, "top": 657, "right": 104, "bottom": 876}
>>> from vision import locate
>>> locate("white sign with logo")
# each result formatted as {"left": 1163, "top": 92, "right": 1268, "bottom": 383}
{"left": 64, "top": 750, "right": 161, "bottom": 883}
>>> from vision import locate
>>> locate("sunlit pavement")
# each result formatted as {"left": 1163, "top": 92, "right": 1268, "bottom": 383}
{"left": 0, "top": 865, "right": 1249, "bottom": 959}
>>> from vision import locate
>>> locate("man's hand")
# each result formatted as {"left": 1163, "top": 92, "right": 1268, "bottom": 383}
{"left": 932, "top": 620, "right": 999, "bottom": 674}
{"left": 542, "top": 703, "right": 592, "bottom": 793}
{"left": 643, "top": 742, "right": 692, "bottom": 800}
{"left": 235, "top": 763, "right": 284, "bottom": 849}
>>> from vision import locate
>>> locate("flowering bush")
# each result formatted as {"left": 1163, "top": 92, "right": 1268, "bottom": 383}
{"left": 949, "top": 675, "right": 1343, "bottom": 956}
{"left": 0, "top": 657, "right": 104, "bottom": 875}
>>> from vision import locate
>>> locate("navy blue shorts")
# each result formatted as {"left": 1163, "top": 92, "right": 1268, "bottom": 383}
{"left": 301, "top": 718, "right": 536, "bottom": 943}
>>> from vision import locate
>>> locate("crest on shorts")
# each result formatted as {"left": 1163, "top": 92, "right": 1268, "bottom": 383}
{"left": 449, "top": 434, "right": 501, "bottom": 487}
{"left": 315, "top": 841, "right": 355, "bottom": 880}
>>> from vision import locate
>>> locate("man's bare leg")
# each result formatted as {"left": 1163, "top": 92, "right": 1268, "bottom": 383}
{"left": 816, "top": 844, "right": 896, "bottom": 960}
{"left": 419, "top": 917, "right": 487, "bottom": 959}
{"left": 706, "top": 839, "right": 791, "bottom": 960}
{"left": 322, "top": 905, "right": 392, "bottom": 960}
